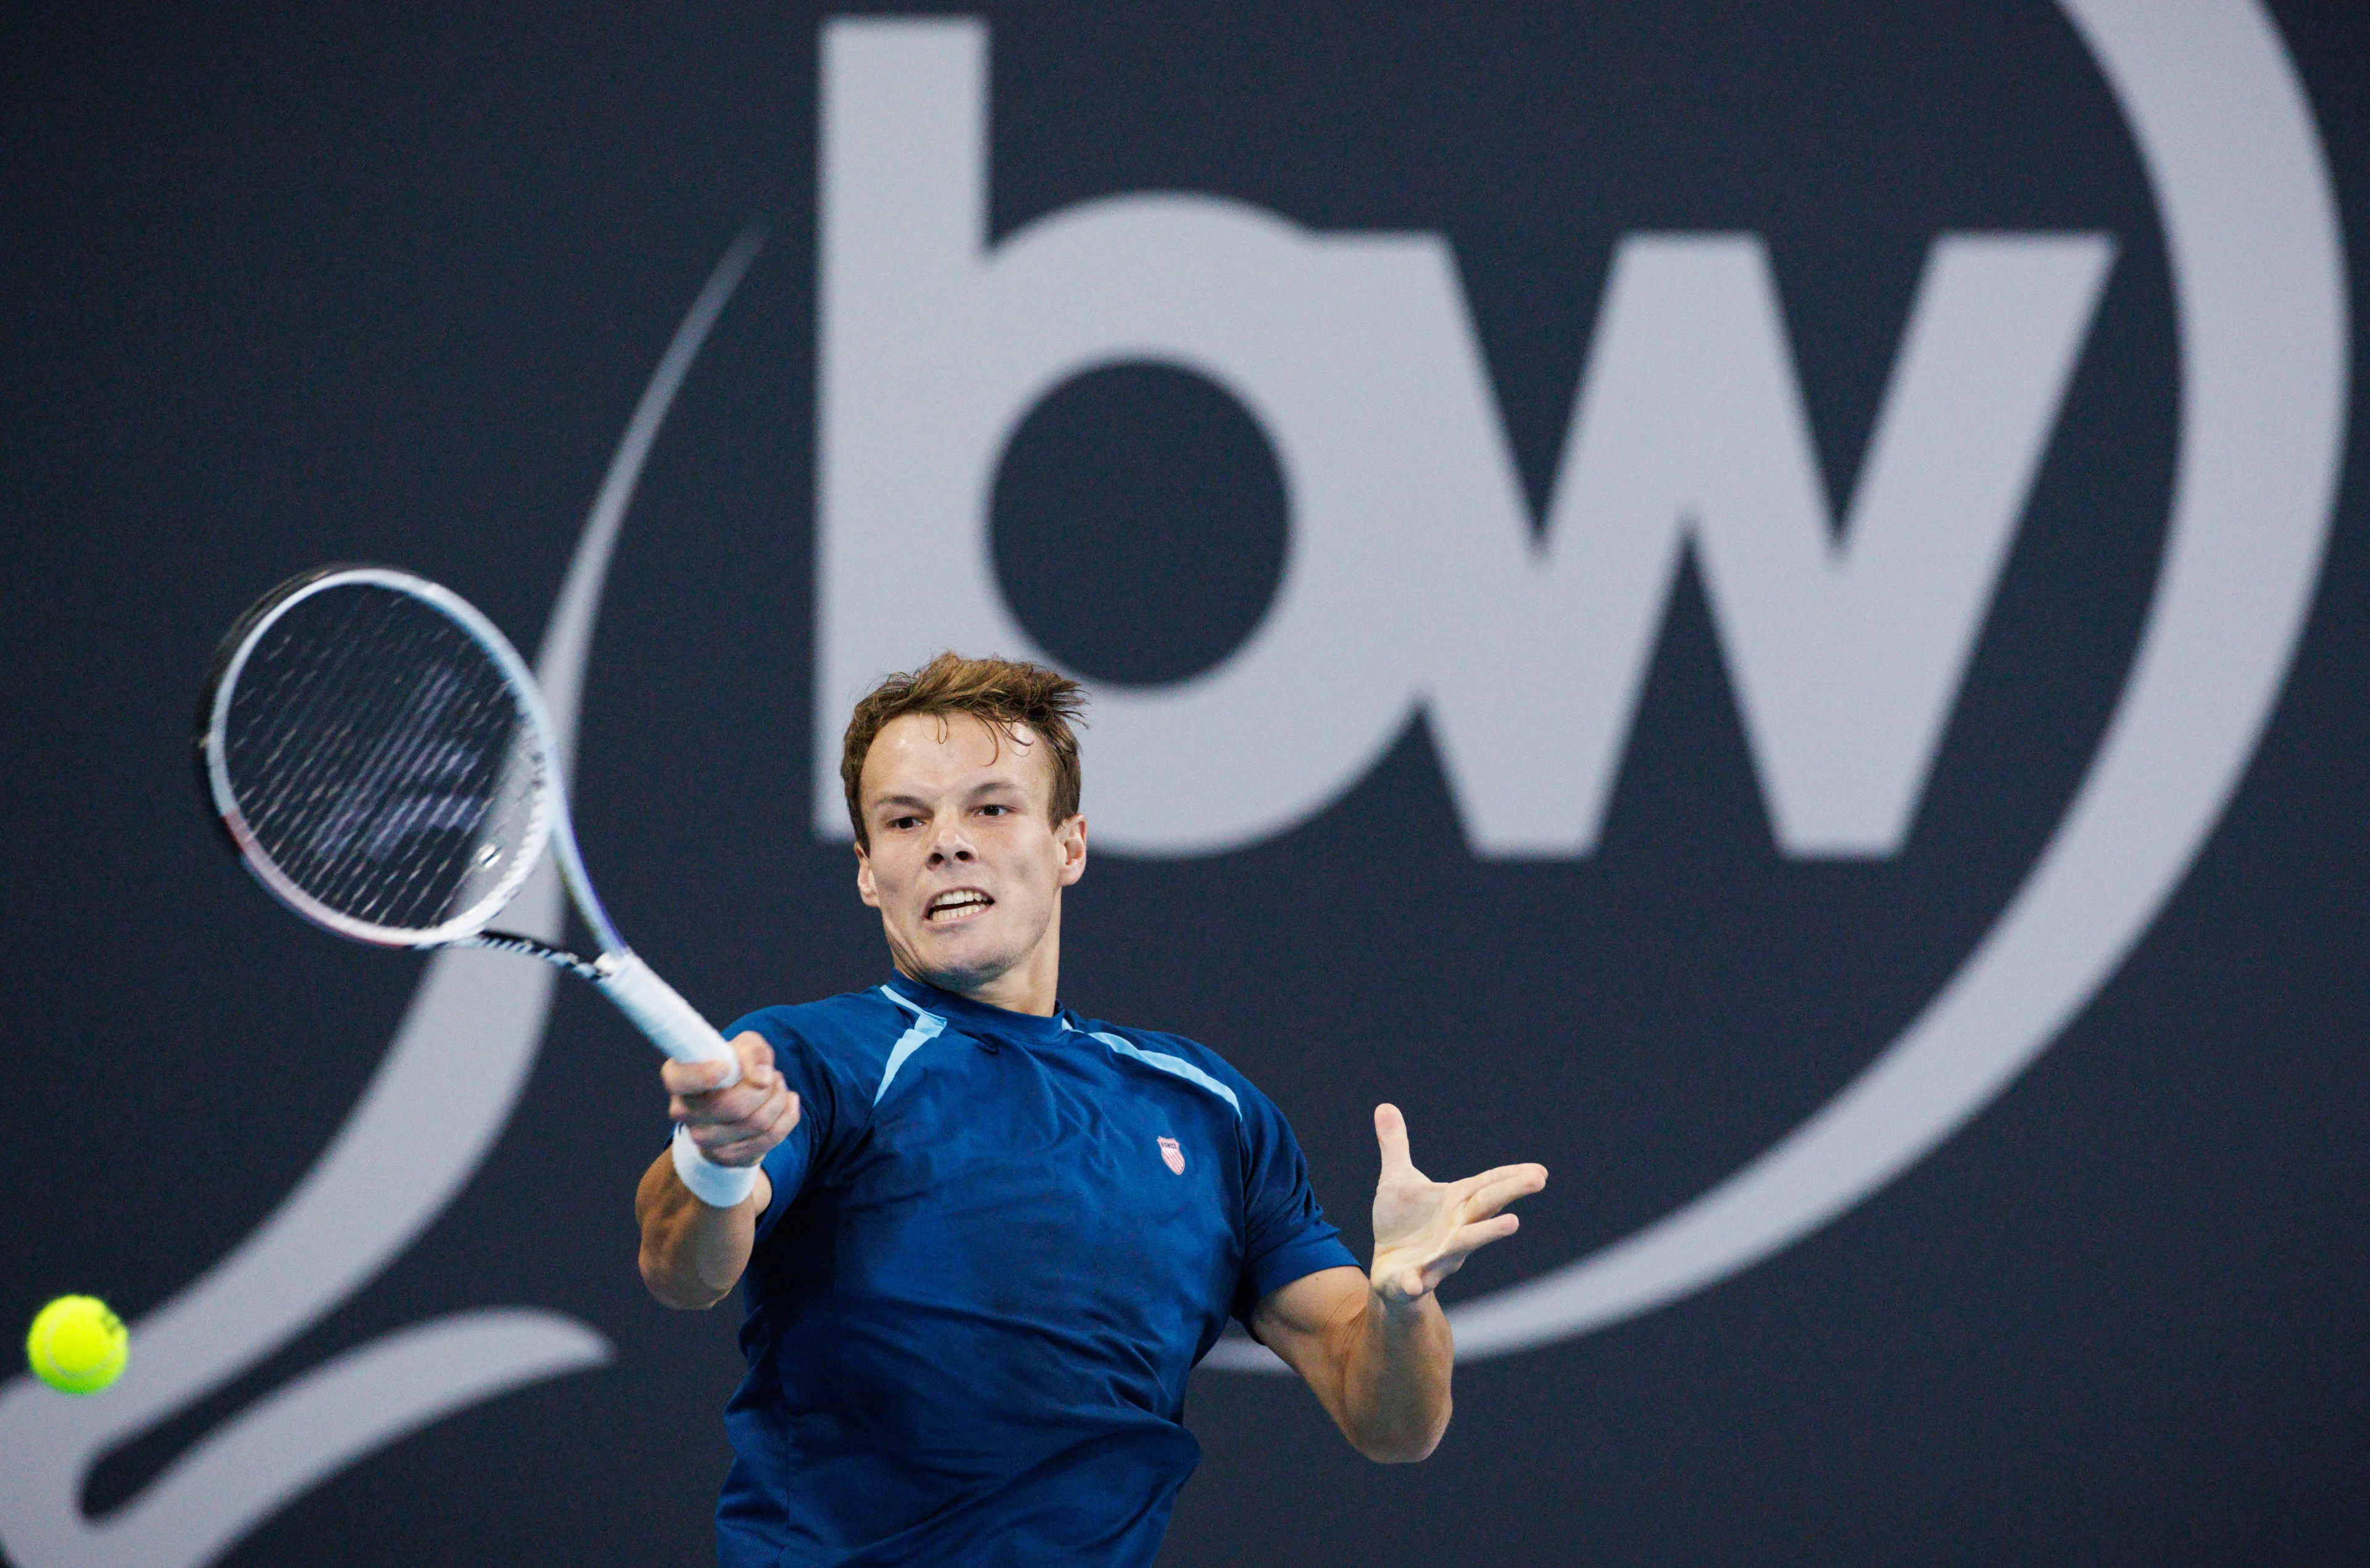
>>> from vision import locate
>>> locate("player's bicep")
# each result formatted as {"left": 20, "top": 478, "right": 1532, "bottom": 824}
{"left": 1249, "top": 1265, "right": 1370, "bottom": 1406}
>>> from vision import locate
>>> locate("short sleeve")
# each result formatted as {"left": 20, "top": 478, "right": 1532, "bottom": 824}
{"left": 1231, "top": 1085, "right": 1360, "bottom": 1326}
{"left": 722, "top": 1009, "right": 859, "bottom": 1245}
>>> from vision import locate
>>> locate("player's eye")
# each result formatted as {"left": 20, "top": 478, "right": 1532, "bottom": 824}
{"left": 976, "top": 803, "right": 1011, "bottom": 817}
{"left": 886, "top": 815, "right": 921, "bottom": 831}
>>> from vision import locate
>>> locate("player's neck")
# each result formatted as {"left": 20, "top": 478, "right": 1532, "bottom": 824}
{"left": 896, "top": 931, "right": 1061, "bottom": 1017}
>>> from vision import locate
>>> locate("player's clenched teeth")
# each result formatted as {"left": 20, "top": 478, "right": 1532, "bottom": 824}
{"left": 926, "top": 890, "right": 993, "bottom": 923}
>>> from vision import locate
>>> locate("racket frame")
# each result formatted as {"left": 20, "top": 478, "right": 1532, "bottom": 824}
{"left": 197, "top": 563, "right": 626, "bottom": 958}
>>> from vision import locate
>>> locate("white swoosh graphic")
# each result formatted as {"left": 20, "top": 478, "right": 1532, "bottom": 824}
{"left": 0, "top": 227, "right": 765, "bottom": 1567}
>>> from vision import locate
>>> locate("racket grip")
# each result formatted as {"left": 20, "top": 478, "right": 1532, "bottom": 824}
{"left": 596, "top": 952, "right": 741, "bottom": 1082}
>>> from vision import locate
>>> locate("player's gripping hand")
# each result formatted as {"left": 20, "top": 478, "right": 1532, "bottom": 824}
{"left": 665, "top": 1031, "right": 801, "bottom": 1169}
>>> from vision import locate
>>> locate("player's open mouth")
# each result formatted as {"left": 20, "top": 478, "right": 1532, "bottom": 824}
{"left": 926, "top": 890, "right": 994, "bottom": 924}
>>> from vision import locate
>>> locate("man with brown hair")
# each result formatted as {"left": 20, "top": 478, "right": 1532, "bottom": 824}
{"left": 636, "top": 652, "right": 1545, "bottom": 1568}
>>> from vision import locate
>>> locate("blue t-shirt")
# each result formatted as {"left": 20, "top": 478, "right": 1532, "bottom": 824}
{"left": 712, "top": 974, "right": 1358, "bottom": 1568}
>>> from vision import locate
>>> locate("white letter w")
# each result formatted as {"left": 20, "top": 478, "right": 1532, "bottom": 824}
{"left": 1426, "top": 231, "right": 2115, "bottom": 857}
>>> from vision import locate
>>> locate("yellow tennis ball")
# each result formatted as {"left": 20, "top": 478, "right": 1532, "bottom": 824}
{"left": 26, "top": 1295, "right": 129, "bottom": 1395}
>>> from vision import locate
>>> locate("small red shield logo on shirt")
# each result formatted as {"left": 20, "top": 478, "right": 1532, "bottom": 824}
{"left": 1158, "top": 1136, "right": 1185, "bottom": 1175}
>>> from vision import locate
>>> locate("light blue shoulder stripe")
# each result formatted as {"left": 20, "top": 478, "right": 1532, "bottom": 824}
{"left": 875, "top": 986, "right": 946, "bottom": 1104}
{"left": 1087, "top": 1029, "right": 1241, "bottom": 1118}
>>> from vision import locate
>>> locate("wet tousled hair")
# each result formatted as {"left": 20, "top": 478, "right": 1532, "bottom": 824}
{"left": 840, "top": 652, "right": 1087, "bottom": 851}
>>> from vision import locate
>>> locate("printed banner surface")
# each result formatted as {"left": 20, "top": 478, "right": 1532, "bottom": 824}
{"left": 2, "top": 4, "right": 2365, "bottom": 1566}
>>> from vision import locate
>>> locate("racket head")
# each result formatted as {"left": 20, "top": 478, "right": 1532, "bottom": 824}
{"left": 196, "top": 565, "right": 559, "bottom": 948}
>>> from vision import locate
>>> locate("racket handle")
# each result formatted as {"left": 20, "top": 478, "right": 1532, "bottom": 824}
{"left": 596, "top": 952, "right": 741, "bottom": 1081}
{"left": 598, "top": 952, "right": 761, "bottom": 1209}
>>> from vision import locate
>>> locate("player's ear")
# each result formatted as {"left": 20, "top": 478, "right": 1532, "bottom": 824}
{"left": 855, "top": 842, "right": 881, "bottom": 908}
{"left": 1055, "top": 814, "right": 1087, "bottom": 887}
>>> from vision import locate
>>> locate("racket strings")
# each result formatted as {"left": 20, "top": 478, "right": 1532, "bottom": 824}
{"left": 249, "top": 599, "right": 526, "bottom": 927}
{"left": 220, "top": 584, "right": 546, "bottom": 935}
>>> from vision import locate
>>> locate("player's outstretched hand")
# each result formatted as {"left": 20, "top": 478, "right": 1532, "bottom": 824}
{"left": 1366, "top": 1103, "right": 1546, "bottom": 1306}
{"left": 665, "top": 1031, "right": 801, "bottom": 1170}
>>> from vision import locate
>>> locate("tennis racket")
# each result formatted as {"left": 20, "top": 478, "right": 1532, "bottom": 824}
{"left": 195, "top": 563, "right": 759, "bottom": 1206}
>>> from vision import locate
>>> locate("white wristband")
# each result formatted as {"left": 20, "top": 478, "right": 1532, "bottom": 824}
{"left": 671, "top": 1124, "right": 760, "bottom": 1209}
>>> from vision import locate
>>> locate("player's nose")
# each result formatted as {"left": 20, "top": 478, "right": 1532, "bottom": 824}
{"left": 926, "top": 827, "right": 976, "bottom": 864}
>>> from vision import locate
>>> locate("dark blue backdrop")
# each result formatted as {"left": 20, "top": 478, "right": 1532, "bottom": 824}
{"left": 3, "top": 4, "right": 2366, "bottom": 1564}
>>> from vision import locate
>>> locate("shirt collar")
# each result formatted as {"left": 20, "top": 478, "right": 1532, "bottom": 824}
{"left": 881, "top": 971, "right": 1078, "bottom": 1043}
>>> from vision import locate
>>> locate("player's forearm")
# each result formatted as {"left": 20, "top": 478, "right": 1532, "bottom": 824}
{"left": 1334, "top": 1287, "right": 1454, "bottom": 1462}
{"left": 635, "top": 1150, "right": 759, "bottom": 1309}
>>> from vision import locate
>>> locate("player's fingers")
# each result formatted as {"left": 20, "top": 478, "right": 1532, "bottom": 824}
{"left": 733, "top": 1031, "right": 776, "bottom": 1089}
{"left": 1455, "top": 1161, "right": 1548, "bottom": 1196}
{"left": 697, "top": 1137, "right": 764, "bottom": 1168}
{"left": 710, "top": 1091, "right": 800, "bottom": 1161}
{"left": 1458, "top": 1166, "right": 1549, "bottom": 1220}
{"left": 662, "top": 1055, "right": 734, "bottom": 1097}
{"left": 733, "top": 1090, "right": 800, "bottom": 1150}
{"left": 702, "top": 1128, "right": 774, "bottom": 1166}
{"left": 1374, "top": 1103, "right": 1415, "bottom": 1176}
{"left": 1441, "top": 1160, "right": 1555, "bottom": 1208}
{"left": 694, "top": 1097, "right": 777, "bottom": 1149}
{"left": 1408, "top": 1217, "right": 1521, "bottom": 1293}
{"left": 675, "top": 1095, "right": 746, "bottom": 1128}
{"left": 730, "top": 1078, "right": 792, "bottom": 1125}
{"left": 673, "top": 1087, "right": 741, "bottom": 1125}
{"left": 676, "top": 1076, "right": 778, "bottom": 1126}
{"left": 699, "top": 1082, "right": 799, "bottom": 1144}
{"left": 1452, "top": 1213, "right": 1521, "bottom": 1256}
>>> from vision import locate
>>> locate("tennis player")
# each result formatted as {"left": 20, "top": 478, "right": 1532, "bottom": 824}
{"left": 636, "top": 654, "right": 1547, "bottom": 1567}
